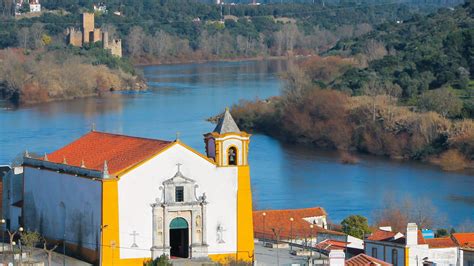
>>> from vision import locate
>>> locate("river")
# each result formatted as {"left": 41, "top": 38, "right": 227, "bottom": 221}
{"left": 0, "top": 59, "right": 472, "bottom": 227}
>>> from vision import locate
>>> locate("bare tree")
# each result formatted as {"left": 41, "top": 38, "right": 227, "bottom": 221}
{"left": 363, "top": 76, "right": 384, "bottom": 122}
{"left": 42, "top": 238, "right": 58, "bottom": 266}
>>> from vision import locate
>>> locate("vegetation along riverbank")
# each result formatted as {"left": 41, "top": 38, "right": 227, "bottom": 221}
{"left": 230, "top": 2, "right": 474, "bottom": 171}
{"left": 0, "top": 0, "right": 456, "bottom": 105}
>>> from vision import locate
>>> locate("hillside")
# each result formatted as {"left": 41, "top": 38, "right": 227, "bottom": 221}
{"left": 229, "top": 1, "right": 474, "bottom": 171}
{"left": 328, "top": 1, "right": 473, "bottom": 117}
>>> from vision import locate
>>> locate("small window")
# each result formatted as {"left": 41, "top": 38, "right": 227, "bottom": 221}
{"left": 175, "top": 186, "right": 184, "bottom": 202}
{"left": 228, "top": 147, "right": 237, "bottom": 166}
{"left": 392, "top": 249, "right": 398, "bottom": 266}
{"left": 372, "top": 247, "right": 378, "bottom": 258}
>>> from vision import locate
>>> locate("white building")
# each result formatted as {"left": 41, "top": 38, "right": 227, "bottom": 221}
{"left": 365, "top": 223, "right": 459, "bottom": 266}
{"left": 19, "top": 109, "right": 255, "bottom": 265}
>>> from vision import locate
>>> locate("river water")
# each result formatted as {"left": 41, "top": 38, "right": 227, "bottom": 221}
{"left": 0, "top": 60, "right": 472, "bottom": 227}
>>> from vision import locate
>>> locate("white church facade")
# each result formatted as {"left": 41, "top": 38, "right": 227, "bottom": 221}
{"left": 21, "top": 109, "right": 255, "bottom": 265}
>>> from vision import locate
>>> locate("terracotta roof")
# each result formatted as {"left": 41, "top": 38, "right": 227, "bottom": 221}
{"left": 42, "top": 131, "right": 172, "bottom": 175}
{"left": 417, "top": 230, "right": 427, "bottom": 245}
{"left": 452, "top": 233, "right": 474, "bottom": 249}
{"left": 366, "top": 229, "right": 398, "bottom": 241}
{"left": 314, "top": 239, "right": 348, "bottom": 251}
{"left": 253, "top": 207, "right": 343, "bottom": 240}
{"left": 366, "top": 229, "right": 426, "bottom": 245}
{"left": 425, "top": 237, "right": 457, "bottom": 248}
{"left": 346, "top": 253, "right": 392, "bottom": 266}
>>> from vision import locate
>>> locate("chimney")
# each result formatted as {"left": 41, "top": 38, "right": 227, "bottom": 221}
{"left": 406, "top": 223, "right": 418, "bottom": 246}
{"left": 329, "top": 249, "right": 345, "bottom": 266}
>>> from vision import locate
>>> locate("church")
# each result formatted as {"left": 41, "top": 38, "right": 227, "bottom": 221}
{"left": 21, "top": 109, "right": 254, "bottom": 265}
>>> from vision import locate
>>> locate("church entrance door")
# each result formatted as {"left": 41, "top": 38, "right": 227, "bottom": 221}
{"left": 169, "top": 217, "right": 189, "bottom": 258}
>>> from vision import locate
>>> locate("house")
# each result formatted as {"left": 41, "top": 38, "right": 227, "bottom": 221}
{"left": 365, "top": 223, "right": 459, "bottom": 266}
{"left": 452, "top": 233, "right": 474, "bottom": 265}
{"left": 253, "top": 207, "right": 346, "bottom": 245}
{"left": 18, "top": 108, "right": 254, "bottom": 265}
{"left": 1, "top": 165, "right": 23, "bottom": 231}
{"left": 345, "top": 253, "right": 392, "bottom": 266}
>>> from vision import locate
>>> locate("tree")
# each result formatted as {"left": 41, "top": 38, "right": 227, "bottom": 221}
{"left": 363, "top": 76, "right": 384, "bottom": 122}
{"left": 20, "top": 231, "right": 41, "bottom": 258}
{"left": 42, "top": 238, "right": 58, "bottom": 266}
{"left": 417, "top": 87, "right": 463, "bottom": 117}
{"left": 341, "top": 215, "right": 371, "bottom": 239}
{"left": 373, "top": 196, "right": 441, "bottom": 232}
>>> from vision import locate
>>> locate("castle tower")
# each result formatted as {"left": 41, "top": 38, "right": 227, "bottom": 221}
{"left": 82, "top": 12, "right": 95, "bottom": 43}
{"left": 204, "top": 108, "right": 250, "bottom": 166}
{"left": 204, "top": 108, "right": 254, "bottom": 261}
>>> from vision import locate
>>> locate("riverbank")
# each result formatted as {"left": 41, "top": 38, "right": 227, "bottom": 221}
{"left": 132, "top": 54, "right": 310, "bottom": 67}
{"left": 0, "top": 48, "right": 147, "bottom": 106}
{"left": 230, "top": 92, "right": 474, "bottom": 172}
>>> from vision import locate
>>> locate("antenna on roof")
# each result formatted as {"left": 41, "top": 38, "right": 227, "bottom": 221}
{"left": 24, "top": 150, "right": 30, "bottom": 158}
{"left": 102, "top": 160, "right": 110, "bottom": 179}
{"left": 44, "top": 153, "right": 48, "bottom": 161}
{"left": 91, "top": 123, "right": 96, "bottom": 132}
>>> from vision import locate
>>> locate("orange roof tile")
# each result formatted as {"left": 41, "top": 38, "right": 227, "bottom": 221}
{"left": 253, "top": 207, "right": 343, "bottom": 240}
{"left": 315, "top": 239, "right": 348, "bottom": 251}
{"left": 367, "top": 229, "right": 398, "bottom": 241}
{"left": 346, "top": 253, "right": 392, "bottom": 266}
{"left": 43, "top": 131, "right": 172, "bottom": 175}
{"left": 452, "top": 233, "right": 474, "bottom": 249}
{"left": 425, "top": 237, "right": 457, "bottom": 248}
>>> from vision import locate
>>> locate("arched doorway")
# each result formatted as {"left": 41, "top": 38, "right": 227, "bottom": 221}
{"left": 169, "top": 217, "right": 189, "bottom": 258}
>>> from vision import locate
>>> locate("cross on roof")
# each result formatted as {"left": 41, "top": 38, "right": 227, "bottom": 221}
{"left": 176, "top": 163, "right": 182, "bottom": 172}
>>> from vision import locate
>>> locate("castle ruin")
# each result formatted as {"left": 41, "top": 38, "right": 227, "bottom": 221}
{"left": 67, "top": 13, "right": 122, "bottom": 57}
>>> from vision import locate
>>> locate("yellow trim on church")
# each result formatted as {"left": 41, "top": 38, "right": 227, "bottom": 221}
{"left": 115, "top": 141, "right": 217, "bottom": 178}
{"left": 236, "top": 165, "right": 255, "bottom": 262}
{"left": 101, "top": 179, "right": 121, "bottom": 265}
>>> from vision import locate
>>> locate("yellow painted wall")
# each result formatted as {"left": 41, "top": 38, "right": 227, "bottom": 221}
{"left": 101, "top": 180, "right": 121, "bottom": 266}
{"left": 405, "top": 247, "right": 409, "bottom": 266}
{"left": 102, "top": 180, "right": 150, "bottom": 266}
{"left": 236, "top": 165, "right": 254, "bottom": 262}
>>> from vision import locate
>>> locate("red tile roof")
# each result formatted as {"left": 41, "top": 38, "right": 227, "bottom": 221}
{"left": 314, "top": 239, "right": 348, "bottom": 251}
{"left": 43, "top": 131, "right": 172, "bottom": 175}
{"left": 425, "top": 237, "right": 457, "bottom": 248}
{"left": 452, "top": 233, "right": 474, "bottom": 249}
{"left": 253, "top": 207, "right": 344, "bottom": 240}
{"left": 366, "top": 229, "right": 426, "bottom": 245}
{"left": 367, "top": 229, "right": 398, "bottom": 241}
{"left": 346, "top": 253, "right": 392, "bottom": 266}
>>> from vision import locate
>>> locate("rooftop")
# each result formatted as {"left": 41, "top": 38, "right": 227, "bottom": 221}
{"left": 345, "top": 253, "right": 392, "bottom": 266}
{"left": 37, "top": 131, "right": 171, "bottom": 175}
{"left": 424, "top": 237, "right": 457, "bottom": 249}
{"left": 366, "top": 228, "right": 426, "bottom": 245}
{"left": 452, "top": 233, "right": 474, "bottom": 249}
{"left": 213, "top": 108, "right": 240, "bottom": 134}
{"left": 253, "top": 207, "right": 343, "bottom": 240}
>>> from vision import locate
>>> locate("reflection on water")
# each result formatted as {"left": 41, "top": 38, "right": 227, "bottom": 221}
{"left": 0, "top": 59, "right": 472, "bottom": 226}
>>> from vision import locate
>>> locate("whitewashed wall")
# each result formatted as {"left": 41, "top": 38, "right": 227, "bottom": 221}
{"left": 408, "top": 244, "right": 430, "bottom": 266}
{"left": 429, "top": 247, "right": 458, "bottom": 265}
{"left": 219, "top": 137, "right": 244, "bottom": 166}
{"left": 23, "top": 167, "right": 102, "bottom": 250}
{"left": 118, "top": 143, "right": 238, "bottom": 259}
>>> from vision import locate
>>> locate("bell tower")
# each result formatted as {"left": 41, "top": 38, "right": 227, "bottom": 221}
{"left": 204, "top": 108, "right": 250, "bottom": 167}
{"left": 204, "top": 108, "right": 254, "bottom": 261}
